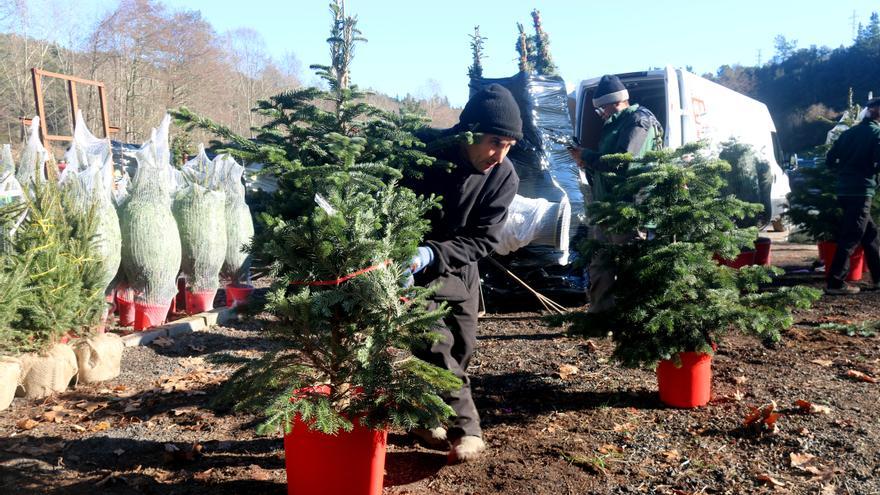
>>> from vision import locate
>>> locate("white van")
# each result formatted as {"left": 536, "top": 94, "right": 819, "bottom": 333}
{"left": 571, "top": 66, "right": 791, "bottom": 222}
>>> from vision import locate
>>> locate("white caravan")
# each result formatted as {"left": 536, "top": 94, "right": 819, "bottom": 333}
{"left": 571, "top": 66, "right": 790, "bottom": 222}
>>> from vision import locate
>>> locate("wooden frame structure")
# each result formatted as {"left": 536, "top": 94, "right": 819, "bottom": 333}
{"left": 29, "top": 68, "right": 116, "bottom": 144}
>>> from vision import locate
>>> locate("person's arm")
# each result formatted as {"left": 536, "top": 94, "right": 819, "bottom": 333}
{"left": 825, "top": 133, "right": 843, "bottom": 169}
{"left": 423, "top": 166, "right": 518, "bottom": 275}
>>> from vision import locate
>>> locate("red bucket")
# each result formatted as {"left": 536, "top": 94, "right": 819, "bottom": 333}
{"left": 186, "top": 289, "right": 217, "bottom": 314}
{"left": 656, "top": 352, "right": 713, "bottom": 408}
{"left": 225, "top": 283, "right": 255, "bottom": 307}
{"left": 284, "top": 387, "right": 386, "bottom": 495}
{"left": 115, "top": 291, "right": 135, "bottom": 327}
{"left": 714, "top": 249, "right": 756, "bottom": 269}
{"left": 754, "top": 237, "right": 772, "bottom": 266}
{"left": 819, "top": 241, "right": 864, "bottom": 282}
{"left": 134, "top": 301, "right": 171, "bottom": 331}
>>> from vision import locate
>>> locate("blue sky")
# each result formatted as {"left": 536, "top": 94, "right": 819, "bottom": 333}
{"left": 68, "top": 1, "right": 880, "bottom": 106}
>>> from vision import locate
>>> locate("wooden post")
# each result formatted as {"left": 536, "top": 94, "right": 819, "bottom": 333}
{"left": 31, "top": 68, "right": 48, "bottom": 144}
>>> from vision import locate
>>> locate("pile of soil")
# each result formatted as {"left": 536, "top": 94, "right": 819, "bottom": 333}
{"left": 1, "top": 243, "right": 877, "bottom": 494}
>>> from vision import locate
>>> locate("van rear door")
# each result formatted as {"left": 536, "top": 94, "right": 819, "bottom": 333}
{"left": 664, "top": 66, "right": 682, "bottom": 148}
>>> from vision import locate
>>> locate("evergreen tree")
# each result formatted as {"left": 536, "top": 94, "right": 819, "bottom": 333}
{"left": 514, "top": 23, "right": 533, "bottom": 74}
{"left": 554, "top": 144, "right": 820, "bottom": 367}
{"left": 531, "top": 9, "right": 558, "bottom": 76}
{"left": 174, "top": 0, "right": 460, "bottom": 435}
{"left": 467, "top": 26, "right": 486, "bottom": 80}
{"left": 0, "top": 179, "right": 105, "bottom": 354}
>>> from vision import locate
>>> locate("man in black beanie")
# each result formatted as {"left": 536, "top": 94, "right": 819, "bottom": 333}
{"left": 568, "top": 74, "right": 663, "bottom": 313}
{"left": 403, "top": 83, "right": 521, "bottom": 462}
{"left": 824, "top": 96, "right": 880, "bottom": 295}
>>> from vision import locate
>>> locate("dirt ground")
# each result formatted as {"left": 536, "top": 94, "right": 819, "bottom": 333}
{"left": 1, "top": 242, "right": 878, "bottom": 495}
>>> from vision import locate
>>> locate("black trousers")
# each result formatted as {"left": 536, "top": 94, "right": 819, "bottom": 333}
{"left": 828, "top": 195, "right": 880, "bottom": 287}
{"left": 415, "top": 283, "right": 481, "bottom": 440}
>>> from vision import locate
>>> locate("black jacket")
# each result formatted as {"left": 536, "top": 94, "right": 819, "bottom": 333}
{"left": 404, "top": 135, "right": 519, "bottom": 301}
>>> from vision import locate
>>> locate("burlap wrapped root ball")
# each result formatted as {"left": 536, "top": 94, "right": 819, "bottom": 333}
{"left": 74, "top": 333, "right": 124, "bottom": 383}
{"left": 173, "top": 185, "right": 227, "bottom": 292}
{"left": 17, "top": 343, "right": 78, "bottom": 400}
{"left": 0, "top": 356, "right": 21, "bottom": 410}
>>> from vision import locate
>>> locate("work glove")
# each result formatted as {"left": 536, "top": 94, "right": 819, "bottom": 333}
{"left": 408, "top": 246, "right": 435, "bottom": 274}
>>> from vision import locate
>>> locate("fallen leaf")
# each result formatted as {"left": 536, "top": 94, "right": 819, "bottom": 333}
{"left": 247, "top": 464, "right": 271, "bottom": 481}
{"left": 151, "top": 336, "right": 174, "bottom": 348}
{"left": 612, "top": 423, "right": 633, "bottom": 433}
{"left": 820, "top": 484, "right": 836, "bottom": 494}
{"left": 743, "top": 401, "right": 780, "bottom": 433}
{"left": 732, "top": 389, "right": 745, "bottom": 401}
{"left": 660, "top": 450, "right": 680, "bottom": 462}
{"left": 75, "top": 401, "right": 104, "bottom": 414}
{"left": 91, "top": 421, "right": 111, "bottom": 432}
{"left": 16, "top": 418, "right": 39, "bottom": 430}
{"left": 193, "top": 468, "right": 214, "bottom": 482}
{"left": 797, "top": 427, "right": 811, "bottom": 437}
{"left": 845, "top": 369, "right": 877, "bottom": 383}
{"left": 790, "top": 452, "right": 815, "bottom": 468}
{"left": 756, "top": 473, "right": 785, "bottom": 487}
{"left": 811, "top": 359, "right": 834, "bottom": 367}
{"left": 558, "top": 364, "right": 579, "bottom": 380}
{"left": 795, "top": 400, "right": 832, "bottom": 415}
{"left": 583, "top": 340, "right": 598, "bottom": 353}
{"left": 733, "top": 375, "right": 748, "bottom": 385}
{"left": 598, "top": 444, "right": 622, "bottom": 454}
{"left": 70, "top": 424, "right": 86, "bottom": 432}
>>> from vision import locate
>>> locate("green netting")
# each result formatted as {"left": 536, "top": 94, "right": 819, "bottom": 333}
{"left": 719, "top": 139, "right": 774, "bottom": 227}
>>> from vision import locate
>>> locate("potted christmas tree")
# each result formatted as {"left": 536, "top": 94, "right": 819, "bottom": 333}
{"left": 555, "top": 144, "right": 820, "bottom": 407}
{"left": 175, "top": 2, "right": 460, "bottom": 493}
{"left": 786, "top": 90, "right": 867, "bottom": 281}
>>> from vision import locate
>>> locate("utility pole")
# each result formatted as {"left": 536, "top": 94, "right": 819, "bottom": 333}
{"left": 850, "top": 10, "right": 859, "bottom": 39}
{"left": 756, "top": 49, "right": 762, "bottom": 67}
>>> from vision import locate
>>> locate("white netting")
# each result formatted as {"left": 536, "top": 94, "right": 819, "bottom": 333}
{"left": 495, "top": 194, "right": 570, "bottom": 262}
{"left": 118, "top": 115, "right": 183, "bottom": 304}
{"left": 61, "top": 111, "right": 122, "bottom": 296}
{"left": 173, "top": 183, "right": 227, "bottom": 292}
{"left": 214, "top": 154, "right": 254, "bottom": 284}
{"left": 16, "top": 117, "right": 49, "bottom": 186}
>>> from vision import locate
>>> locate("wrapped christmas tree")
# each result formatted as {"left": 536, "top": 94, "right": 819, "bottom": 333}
{"left": 61, "top": 111, "right": 122, "bottom": 301}
{"left": 173, "top": 146, "right": 227, "bottom": 312}
{"left": 118, "top": 119, "right": 183, "bottom": 329}
{"left": 215, "top": 154, "right": 254, "bottom": 294}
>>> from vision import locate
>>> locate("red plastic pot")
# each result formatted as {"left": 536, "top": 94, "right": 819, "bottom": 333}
{"left": 284, "top": 403, "right": 387, "bottom": 495}
{"left": 818, "top": 241, "right": 864, "bottom": 282}
{"left": 714, "top": 249, "right": 757, "bottom": 269}
{"left": 656, "top": 352, "right": 713, "bottom": 408}
{"left": 186, "top": 289, "right": 217, "bottom": 314}
{"left": 754, "top": 237, "right": 772, "bottom": 266}
{"left": 115, "top": 291, "right": 136, "bottom": 327}
{"left": 225, "top": 283, "right": 255, "bottom": 307}
{"left": 284, "top": 418, "right": 387, "bottom": 495}
{"left": 134, "top": 301, "right": 171, "bottom": 331}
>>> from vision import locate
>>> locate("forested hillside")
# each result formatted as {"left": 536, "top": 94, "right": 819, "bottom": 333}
{"left": 709, "top": 12, "right": 880, "bottom": 153}
{"left": 0, "top": 0, "right": 459, "bottom": 154}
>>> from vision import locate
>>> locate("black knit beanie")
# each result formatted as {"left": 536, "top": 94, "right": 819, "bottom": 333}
{"left": 592, "top": 75, "right": 629, "bottom": 107}
{"left": 458, "top": 84, "right": 523, "bottom": 140}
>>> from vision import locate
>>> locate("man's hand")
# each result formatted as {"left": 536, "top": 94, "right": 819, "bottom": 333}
{"left": 568, "top": 146, "right": 586, "bottom": 169}
{"left": 409, "top": 246, "right": 435, "bottom": 274}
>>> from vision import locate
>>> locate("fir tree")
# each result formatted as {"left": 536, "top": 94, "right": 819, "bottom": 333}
{"left": 0, "top": 179, "right": 105, "bottom": 354}
{"left": 554, "top": 144, "right": 820, "bottom": 367}
{"left": 530, "top": 9, "right": 558, "bottom": 76}
{"left": 515, "top": 22, "right": 534, "bottom": 73}
{"left": 174, "top": 0, "right": 460, "bottom": 435}
{"left": 467, "top": 25, "right": 486, "bottom": 80}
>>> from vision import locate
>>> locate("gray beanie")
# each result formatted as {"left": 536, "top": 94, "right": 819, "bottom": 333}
{"left": 592, "top": 75, "right": 629, "bottom": 107}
